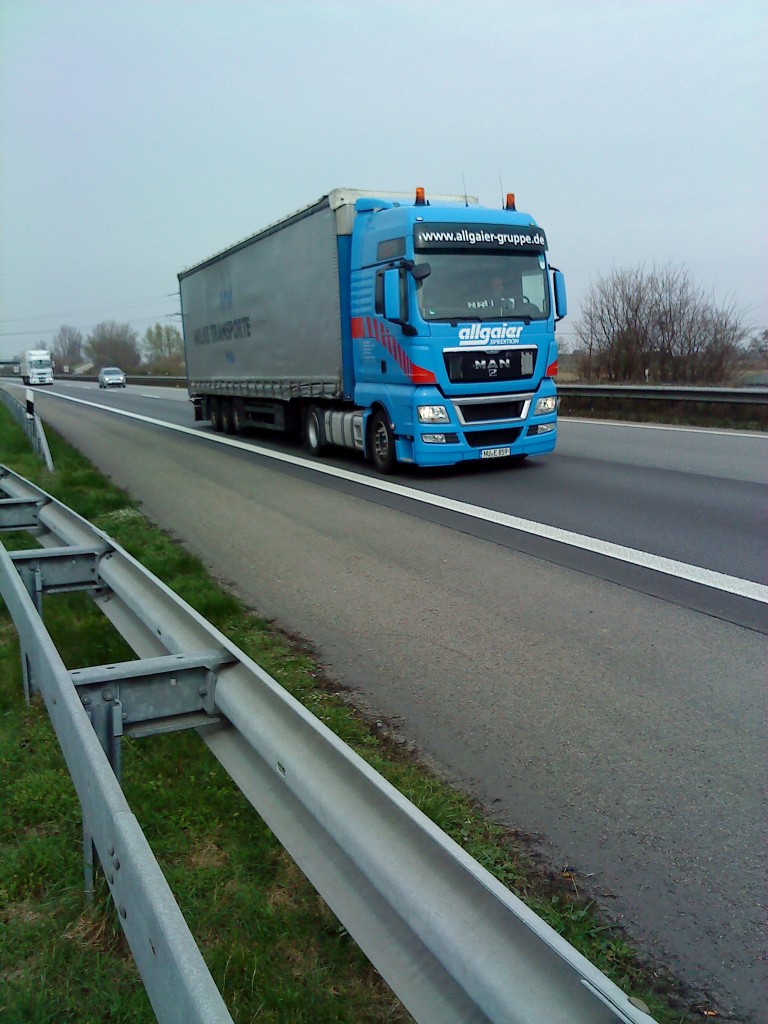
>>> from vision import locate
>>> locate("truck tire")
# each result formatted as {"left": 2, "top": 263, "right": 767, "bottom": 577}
{"left": 303, "top": 405, "right": 328, "bottom": 456}
{"left": 221, "top": 398, "right": 236, "bottom": 435}
{"left": 369, "top": 408, "right": 397, "bottom": 474}
{"left": 209, "top": 397, "right": 223, "bottom": 432}
{"left": 231, "top": 398, "right": 245, "bottom": 435}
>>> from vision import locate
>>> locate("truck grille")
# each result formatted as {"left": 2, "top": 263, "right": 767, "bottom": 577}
{"left": 464, "top": 428, "right": 523, "bottom": 449}
{"left": 444, "top": 346, "right": 536, "bottom": 384}
{"left": 459, "top": 399, "right": 526, "bottom": 423}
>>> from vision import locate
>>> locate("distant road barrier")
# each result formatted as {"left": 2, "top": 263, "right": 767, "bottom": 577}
{"left": 0, "top": 384, "right": 54, "bottom": 470}
{"left": 556, "top": 384, "right": 766, "bottom": 427}
{"left": 0, "top": 464, "right": 657, "bottom": 1024}
{"left": 557, "top": 383, "right": 768, "bottom": 406}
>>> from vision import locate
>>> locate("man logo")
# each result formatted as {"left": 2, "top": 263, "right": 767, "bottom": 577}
{"left": 470, "top": 351, "right": 534, "bottom": 378}
{"left": 473, "top": 357, "right": 511, "bottom": 377}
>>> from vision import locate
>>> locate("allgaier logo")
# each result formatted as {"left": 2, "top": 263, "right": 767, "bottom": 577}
{"left": 458, "top": 323, "right": 524, "bottom": 345}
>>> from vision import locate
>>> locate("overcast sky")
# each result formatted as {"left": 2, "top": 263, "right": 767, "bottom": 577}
{"left": 1, "top": 0, "right": 765, "bottom": 362}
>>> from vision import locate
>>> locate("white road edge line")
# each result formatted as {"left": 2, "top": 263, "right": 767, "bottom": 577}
{"left": 561, "top": 416, "right": 768, "bottom": 439}
{"left": 35, "top": 389, "right": 768, "bottom": 605}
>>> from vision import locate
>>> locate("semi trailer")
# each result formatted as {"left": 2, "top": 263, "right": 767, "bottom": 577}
{"left": 179, "top": 187, "right": 567, "bottom": 473}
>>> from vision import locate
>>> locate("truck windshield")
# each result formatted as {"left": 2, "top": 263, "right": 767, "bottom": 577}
{"left": 31, "top": 358, "right": 50, "bottom": 368}
{"left": 416, "top": 253, "right": 550, "bottom": 323}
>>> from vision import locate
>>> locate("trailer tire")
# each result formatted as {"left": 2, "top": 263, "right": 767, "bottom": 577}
{"left": 209, "top": 397, "right": 223, "bottom": 432}
{"left": 369, "top": 408, "right": 397, "bottom": 474}
{"left": 231, "top": 398, "right": 245, "bottom": 436}
{"left": 221, "top": 398, "right": 236, "bottom": 435}
{"left": 303, "top": 405, "right": 328, "bottom": 456}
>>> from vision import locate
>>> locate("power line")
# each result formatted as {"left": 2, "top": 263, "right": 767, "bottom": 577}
{"left": 0, "top": 312, "right": 182, "bottom": 339}
{"left": 0, "top": 294, "right": 181, "bottom": 327}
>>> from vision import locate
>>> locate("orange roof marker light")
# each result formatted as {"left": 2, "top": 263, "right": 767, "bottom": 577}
{"left": 505, "top": 193, "right": 516, "bottom": 211}
{"left": 415, "top": 186, "right": 427, "bottom": 206}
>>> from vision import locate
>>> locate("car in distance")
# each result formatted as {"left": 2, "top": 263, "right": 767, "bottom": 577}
{"left": 98, "top": 367, "right": 127, "bottom": 388}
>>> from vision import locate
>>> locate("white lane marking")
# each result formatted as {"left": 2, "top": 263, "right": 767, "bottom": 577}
{"left": 561, "top": 416, "right": 767, "bottom": 440}
{"left": 35, "top": 390, "right": 768, "bottom": 605}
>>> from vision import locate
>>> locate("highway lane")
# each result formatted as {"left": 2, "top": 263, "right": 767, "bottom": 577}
{"left": 28, "top": 380, "right": 768, "bottom": 598}
{"left": 7, "top": 380, "right": 768, "bottom": 1021}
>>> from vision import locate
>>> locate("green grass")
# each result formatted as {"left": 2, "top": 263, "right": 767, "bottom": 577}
{"left": 0, "top": 403, "right": 700, "bottom": 1022}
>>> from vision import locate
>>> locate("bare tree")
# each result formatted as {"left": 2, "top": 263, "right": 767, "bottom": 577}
{"left": 741, "top": 329, "right": 768, "bottom": 383}
{"left": 85, "top": 321, "right": 142, "bottom": 370}
{"left": 575, "top": 265, "right": 750, "bottom": 384}
{"left": 143, "top": 323, "right": 185, "bottom": 373}
{"left": 51, "top": 325, "right": 84, "bottom": 372}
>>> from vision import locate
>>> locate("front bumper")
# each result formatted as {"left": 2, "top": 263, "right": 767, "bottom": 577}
{"left": 403, "top": 384, "right": 558, "bottom": 467}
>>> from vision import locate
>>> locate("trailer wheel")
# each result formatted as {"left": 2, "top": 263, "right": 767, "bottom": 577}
{"left": 221, "top": 398, "right": 236, "bottom": 435}
{"left": 209, "top": 397, "right": 223, "bottom": 432}
{"left": 369, "top": 408, "right": 397, "bottom": 474}
{"left": 231, "top": 398, "right": 245, "bottom": 435}
{"left": 303, "top": 405, "right": 328, "bottom": 456}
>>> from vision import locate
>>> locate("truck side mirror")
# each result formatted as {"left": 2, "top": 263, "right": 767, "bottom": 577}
{"left": 383, "top": 268, "right": 402, "bottom": 322}
{"left": 553, "top": 270, "right": 567, "bottom": 321}
{"left": 410, "top": 262, "right": 431, "bottom": 281}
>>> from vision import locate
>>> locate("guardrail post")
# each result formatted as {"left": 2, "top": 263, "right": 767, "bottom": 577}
{"left": 84, "top": 692, "right": 124, "bottom": 780}
{"left": 83, "top": 825, "right": 96, "bottom": 902}
{"left": 18, "top": 564, "right": 42, "bottom": 703}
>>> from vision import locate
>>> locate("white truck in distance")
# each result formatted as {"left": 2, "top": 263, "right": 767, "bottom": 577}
{"left": 19, "top": 349, "right": 54, "bottom": 386}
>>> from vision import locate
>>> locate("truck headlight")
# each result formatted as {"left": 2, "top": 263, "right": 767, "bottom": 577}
{"left": 417, "top": 405, "right": 450, "bottom": 424}
{"left": 534, "top": 396, "right": 557, "bottom": 415}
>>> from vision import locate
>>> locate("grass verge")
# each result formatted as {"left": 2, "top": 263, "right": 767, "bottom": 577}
{"left": 0, "top": 403, "right": 702, "bottom": 1022}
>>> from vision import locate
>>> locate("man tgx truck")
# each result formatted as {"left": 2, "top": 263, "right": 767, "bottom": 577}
{"left": 19, "top": 349, "right": 54, "bottom": 386}
{"left": 178, "top": 187, "right": 567, "bottom": 473}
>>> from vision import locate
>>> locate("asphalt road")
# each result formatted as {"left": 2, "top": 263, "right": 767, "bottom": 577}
{"left": 7, "top": 381, "right": 767, "bottom": 1021}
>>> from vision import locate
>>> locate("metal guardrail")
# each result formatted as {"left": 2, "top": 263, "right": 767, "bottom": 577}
{"left": 0, "top": 385, "right": 54, "bottom": 469}
{"left": 0, "top": 464, "right": 658, "bottom": 1024}
{"left": 557, "top": 383, "right": 768, "bottom": 406}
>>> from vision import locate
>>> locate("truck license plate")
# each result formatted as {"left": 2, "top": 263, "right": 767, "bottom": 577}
{"left": 481, "top": 446, "right": 511, "bottom": 460}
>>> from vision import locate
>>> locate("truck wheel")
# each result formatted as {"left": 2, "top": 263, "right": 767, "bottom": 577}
{"left": 303, "top": 405, "right": 328, "bottom": 456}
{"left": 209, "top": 397, "right": 223, "bottom": 432}
{"left": 369, "top": 409, "right": 397, "bottom": 474}
{"left": 231, "top": 398, "right": 244, "bottom": 435}
{"left": 221, "top": 399, "right": 236, "bottom": 435}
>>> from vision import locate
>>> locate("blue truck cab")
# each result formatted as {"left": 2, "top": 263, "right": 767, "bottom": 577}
{"left": 346, "top": 189, "right": 566, "bottom": 471}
